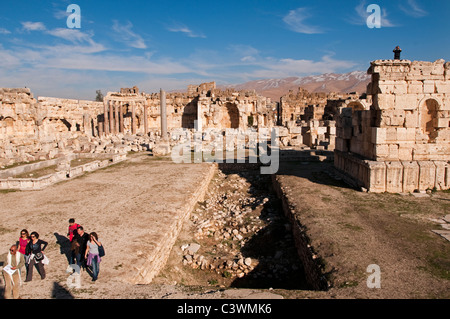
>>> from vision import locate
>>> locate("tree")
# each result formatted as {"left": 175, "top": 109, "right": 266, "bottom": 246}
{"left": 95, "top": 90, "right": 103, "bottom": 102}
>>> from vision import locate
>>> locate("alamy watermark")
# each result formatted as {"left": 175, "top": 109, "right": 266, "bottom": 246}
{"left": 366, "top": 4, "right": 381, "bottom": 29}
{"left": 66, "top": 4, "right": 81, "bottom": 29}
{"left": 366, "top": 264, "right": 381, "bottom": 288}
{"left": 170, "top": 124, "right": 280, "bottom": 174}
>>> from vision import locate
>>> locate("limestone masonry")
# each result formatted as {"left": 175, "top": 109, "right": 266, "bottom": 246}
{"left": 334, "top": 59, "right": 450, "bottom": 192}
{"left": 1, "top": 58, "right": 449, "bottom": 193}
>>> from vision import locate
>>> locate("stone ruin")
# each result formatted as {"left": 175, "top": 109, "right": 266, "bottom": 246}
{"left": 1, "top": 58, "right": 449, "bottom": 193}
{"left": 278, "top": 87, "right": 365, "bottom": 150}
{"left": 0, "top": 88, "right": 104, "bottom": 167}
{"left": 334, "top": 59, "right": 450, "bottom": 192}
{"left": 0, "top": 83, "right": 278, "bottom": 168}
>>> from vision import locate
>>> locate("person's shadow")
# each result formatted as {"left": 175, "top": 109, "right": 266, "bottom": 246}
{"left": 54, "top": 233, "right": 72, "bottom": 264}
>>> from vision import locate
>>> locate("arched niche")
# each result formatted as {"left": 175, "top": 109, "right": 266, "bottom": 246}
{"left": 182, "top": 99, "right": 198, "bottom": 129}
{"left": 419, "top": 97, "right": 440, "bottom": 143}
{"left": 221, "top": 103, "right": 240, "bottom": 129}
{"left": 347, "top": 101, "right": 367, "bottom": 111}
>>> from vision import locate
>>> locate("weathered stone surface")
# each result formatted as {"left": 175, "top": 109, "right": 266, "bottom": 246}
{"left": 334, "top": 59, "right": 450, "bottom": 193}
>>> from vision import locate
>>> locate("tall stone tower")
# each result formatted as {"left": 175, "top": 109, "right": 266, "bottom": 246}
{"left": 334, "top": 59, "right": 450, "bottom": 192}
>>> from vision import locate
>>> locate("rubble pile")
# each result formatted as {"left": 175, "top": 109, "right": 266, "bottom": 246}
{"left": 180, "top": 169, "right": 307, "bottom": 288}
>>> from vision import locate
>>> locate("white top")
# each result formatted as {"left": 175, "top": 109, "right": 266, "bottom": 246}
{"left": 88, "top": 241, "right": 99, "bottom": 255}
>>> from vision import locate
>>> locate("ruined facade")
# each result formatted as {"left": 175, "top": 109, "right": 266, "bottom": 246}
{"left": 280, "top": 88, "right": 361, "bottom": 124}
{"left": 0, "top": 88, "right": 103, "bottom": 166}
{"left": 100, "top": 82, "right": 277, "bottom": 136}
{"left": 334, "top": 59, "right": 450, "bottom": 192}
{"left": 278, "top": 88, "right": 364, "bottom": 150}
{"left": 0, "top": 82, "right": 277, "bottom": 167}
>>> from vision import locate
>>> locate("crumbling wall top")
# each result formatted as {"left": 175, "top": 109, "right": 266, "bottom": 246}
{"left": 368, "top": 59, "right": 448, "bottom": 79}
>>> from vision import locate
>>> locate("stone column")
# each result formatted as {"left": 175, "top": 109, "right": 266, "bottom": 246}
{"left": 104, "top": 99, "right": 109, "bottom": 135}
{"left": 160, "top": 89, "right": 167, "bottom": 140}
{"left": 144, "top": 102, "right": 148, "bottom": 135}
{"left": 153, "top": 91, "right": 171, "bottom": 156}
{"left": 132, "top": 101, "right": 136, "bottom": 135}
{"left": 83, "top": 113, "right": 92, "bottom": 137}
{"left": 119, "top": 102, "right": 124, "bottom": 133}
{"left": 196, "top": 101, "right": 202, "bottom": 132}
{"left": 98, "top": 121, "right": 104, "bottom": 137}
{"left": 115, "top": 101, "right": 120, "bottom": 134}
{"left": 109, "top": 100, "right": 115, "bottom": 135}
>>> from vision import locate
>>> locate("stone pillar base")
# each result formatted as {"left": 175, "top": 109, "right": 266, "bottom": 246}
{"left": 334, "top": 150, "right": 450, "bottom": 193}
{"left": 152, "top": 142, "right": 171, "bottom": 157}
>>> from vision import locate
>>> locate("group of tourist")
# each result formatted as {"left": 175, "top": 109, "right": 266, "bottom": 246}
{"left": 2, "top": 218, "right": 104, "bottom": 299}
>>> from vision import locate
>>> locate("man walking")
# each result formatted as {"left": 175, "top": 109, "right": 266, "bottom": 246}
{"left": 2, "top": 245, "right": 25, "bottom": 299}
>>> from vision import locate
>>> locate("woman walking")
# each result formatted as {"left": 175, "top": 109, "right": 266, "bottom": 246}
{"left": 85, "top": 232, "right": 102, "bottom": 282}
{"left": 25, "top": 232, "right": 48, "bottom": 282}
{"left": 17, "top": 229, "right": 30, "bottom": 278}
{"left": 18, "top": 229, "right": 30, "bottom": 256}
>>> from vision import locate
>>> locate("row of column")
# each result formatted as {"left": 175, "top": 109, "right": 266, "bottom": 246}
{"left": 98, "top": 92, "right": 167, "bottom": 138}
{"left": 100, "top": 99, "right": 148, "bottom": 136}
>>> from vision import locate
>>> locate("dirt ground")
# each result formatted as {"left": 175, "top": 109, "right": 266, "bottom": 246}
{"left": 272, "top": 161, "right": 450, "bottom": 299}
{"left": 153, "top": 160, "right": 450, "bottom": 299}
{"left": 0, "top": 155, "right": 449, "bottom": 300}
{"left": 0, "top": 152, "right": 221, "bottom": 299}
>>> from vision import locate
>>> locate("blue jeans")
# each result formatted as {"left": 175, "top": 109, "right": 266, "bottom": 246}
{"left": 74, "top": 253, "right": 83, "bottom": 268}
{"left": 89, "top": 255, "right": 100, "bottom": 280}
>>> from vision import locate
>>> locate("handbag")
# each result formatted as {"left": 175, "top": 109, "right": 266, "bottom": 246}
{"left": 98, "top": 245, "right": 105, "bottom": 257}
{"left": 34, "top": 252, "right": 44, "bottom": 261}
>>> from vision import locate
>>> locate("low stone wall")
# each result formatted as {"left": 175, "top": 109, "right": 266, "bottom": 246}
{"left": 0, "top": 157, "right": 67, "bottom": 179}
{"left": 272, "top": 174, "right": 330, "bottom": 291}
{"left": 0, "top": 153, "right": 127, "bottom": 190}
{"left": 334, "top": 150, "right": 450, "bottom": 193}
{"left": 128, "top": 162, "right": 218, "bottom": 284}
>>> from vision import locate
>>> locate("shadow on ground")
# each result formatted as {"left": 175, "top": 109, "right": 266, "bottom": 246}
{"left": 217, "top": 163, "right": 309, "bottom": 290}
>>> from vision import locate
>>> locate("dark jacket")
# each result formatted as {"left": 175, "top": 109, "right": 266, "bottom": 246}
{"left": 25, "top": 239, "right": 48, "bottom": 255}
{"left": 72, "top": 231, "right": 90, "bottom": 259}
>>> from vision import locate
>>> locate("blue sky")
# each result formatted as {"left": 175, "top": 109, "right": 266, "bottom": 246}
{"left": 0, "top": 0, "right": 449, "bottom": 99}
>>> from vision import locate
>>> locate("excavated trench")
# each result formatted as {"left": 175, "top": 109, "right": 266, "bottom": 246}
{"left": 161, "top": 163, "right": 317, "bottom": 290}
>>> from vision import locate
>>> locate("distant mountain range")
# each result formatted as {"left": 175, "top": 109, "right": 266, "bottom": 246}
{"left": 219, "top": 71, "right": 371, "bottom": 101}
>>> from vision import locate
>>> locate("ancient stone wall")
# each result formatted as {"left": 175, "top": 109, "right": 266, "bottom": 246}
{"left": 334, "top": 59, "right": 450, "bottom": 192}
{"left": 279, "top": 88, "right": 363, "bottom": 150}
{"left": 280, "top": 88, "right": 360, "bottom": 125}
{"left": 101, "top": 82, "right": 277, "bottom": 137}
{"left": 0, "top": 88, "right": 104, "bottom": 166}
{"left": 145, "top": 83, "right": 276, "bottom": 132}
{"left": 0, "top": 83, "right": 277, "bottom": 167}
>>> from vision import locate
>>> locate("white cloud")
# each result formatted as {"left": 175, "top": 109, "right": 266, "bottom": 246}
{"left": 399, "top": 0, "right": 428, "bottom": 17}
{"left": 167, "top": 23, "right": 206, "bottom": 38}
{"left": 46, "top": 28, "right": 95, "bottom": 44}
{"left": 0, "top": 46, "right": 21, "bottom": 68}
{"left": 53, "top": 8, "right": 69, "bottom": 20}
{"left": 112, "top": 20, "right": 147, "bottom": 49}
{"left": 21, "top": 21, "right": 46, "bottom": 31}
{"left": 180, "top": 47, "right": 357, "bottom": 83}
{"left": 44, "top": 53, "right": 192, "bottom": 75}
{"left": 0, "top": 28, "right": 11, "bottom": 35}
{"left": 228, "top": 44, "right": 259, "bottom": 57}
{"left": 282, "top": 8, "right": 323, "bottom": 34}
{"left": 242, "top": 54, "right": 356, "bottom": 79}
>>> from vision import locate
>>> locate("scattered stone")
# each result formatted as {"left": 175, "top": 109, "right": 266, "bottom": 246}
{"left": 187, "top": 243, "right": 201, "bottom": 255}
{"left": 182, "top": 168, "right": 304, "bottom": 287}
